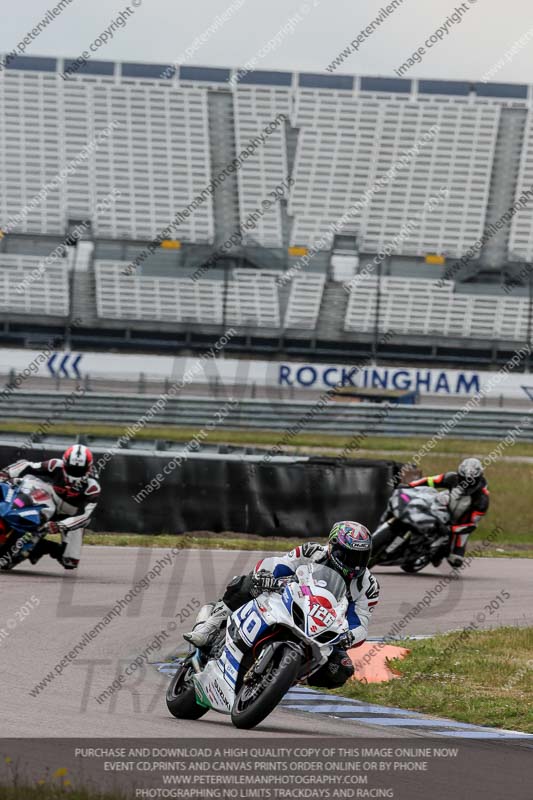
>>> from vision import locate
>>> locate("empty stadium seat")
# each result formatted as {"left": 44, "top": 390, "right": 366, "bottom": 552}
{"left": 233, "top": 268, "right": 282, "bottom": 281}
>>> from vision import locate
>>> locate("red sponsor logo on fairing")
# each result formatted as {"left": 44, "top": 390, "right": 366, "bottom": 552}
{"left": 308, "top": 596, "right": 336, "bottom": 628}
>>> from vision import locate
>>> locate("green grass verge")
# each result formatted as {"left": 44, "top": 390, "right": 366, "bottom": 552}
{"left": 3, "top": 420, "right": 533, "bottom": 552}
{"left": 4, "top": 419, "right": 533, "bottom": 457}
{"left": 49, "top": 532, "right": 310, "bottom": 552}
{"left": 333, "top": 626, "right": 533, "bottom": 733}
{"left": 55, "top": 532, "right": 532, "bottom": 558}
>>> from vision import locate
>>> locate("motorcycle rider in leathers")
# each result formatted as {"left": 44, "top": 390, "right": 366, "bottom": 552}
{"left": 185, "top": 521, "right": 380, "bottom": 689}
{"left": 0, "top": 444, "right": 100, "bottom": 570}
{"left": 409, "top": 457, "right": 489, "bottom": 567}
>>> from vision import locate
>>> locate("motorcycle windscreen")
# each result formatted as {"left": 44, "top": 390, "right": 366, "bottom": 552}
{"left": 308, "top": 565, "right": 347, "bottom": 601}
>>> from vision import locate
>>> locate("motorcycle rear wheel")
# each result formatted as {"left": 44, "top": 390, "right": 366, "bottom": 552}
{"left": 231, "top": 644, "right": 302, "bottom": 730}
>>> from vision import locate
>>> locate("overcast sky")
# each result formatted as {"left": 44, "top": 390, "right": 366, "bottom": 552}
{"left": 1, "top": 0, "right": 533, "bottom": 83}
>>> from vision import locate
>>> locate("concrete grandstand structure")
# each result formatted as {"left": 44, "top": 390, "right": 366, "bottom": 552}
{"left": 2, "top": 55, "right": 533, "bottom": 365}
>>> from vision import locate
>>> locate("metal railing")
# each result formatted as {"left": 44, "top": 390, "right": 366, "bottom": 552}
{"left": 0, "top": 390, "right": 532, "bottom": 441}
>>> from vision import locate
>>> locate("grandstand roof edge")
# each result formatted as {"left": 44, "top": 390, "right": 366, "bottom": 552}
{"left": 1, "top": 54, "right": 530, "bottom": 99}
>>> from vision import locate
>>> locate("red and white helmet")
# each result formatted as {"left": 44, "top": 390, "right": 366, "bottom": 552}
{"left": 62, "top": 445, "right": 93, "bottom": 487}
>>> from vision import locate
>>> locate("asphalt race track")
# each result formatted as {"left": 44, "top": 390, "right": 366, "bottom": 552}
{"left": 1, "top": 546, "right": 532, "bottom": 739}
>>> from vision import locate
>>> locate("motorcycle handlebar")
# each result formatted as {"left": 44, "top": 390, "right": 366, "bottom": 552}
{"left": 272, "top": 576, "right": 297, "bottom": 592}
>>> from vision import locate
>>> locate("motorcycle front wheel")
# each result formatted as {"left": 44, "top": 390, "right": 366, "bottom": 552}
{"left": 231, "top": 643, "right": 302, "bottom": 730}
{"left": 369, "top": 520, "right": 398, "bottom": 566}
{"left": 166, "top": 660, "right": 209, "bottom": 720}
{"left": 0, "top": 531, "right": 27, "bottom": 571}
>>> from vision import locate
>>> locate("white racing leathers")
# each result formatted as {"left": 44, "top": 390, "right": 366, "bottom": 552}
{"left": 255, "top": 542, "right": 380, "bottom": 646}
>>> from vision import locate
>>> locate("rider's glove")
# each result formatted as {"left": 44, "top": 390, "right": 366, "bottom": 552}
{"left": 251, "top": 570, "right": 279, "bottom": 597}
{"left": 45, "top": 521, "right": 64, "bottom": 536}
{"left": 339, "top": 630, "right": 358, "bottom": 650}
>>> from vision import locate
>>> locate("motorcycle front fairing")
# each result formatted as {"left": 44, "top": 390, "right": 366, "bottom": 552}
{"left": 0, "top": 481, "right": 51, "bottom": 563}
{"left": 0, "top": 482, "right": 45, "bottom": 533}
{"left": 191, "top": 623, "right": 246, "bottom": 714}
{"left": 16, "top": 476, "right": 57, "bottom": 523}
{"left": 391, "top": 487, "right": 450, "bottom": 536}
{"left": 192, "top": 594, "right": 297, "bottom": 715}
{"left": 372, "top": 485, "right": 453, "bottom": 568}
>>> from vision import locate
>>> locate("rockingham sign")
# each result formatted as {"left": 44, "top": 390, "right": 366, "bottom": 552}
{"left": 277, "top": 364, "right": 481, "bottom": 395}
{"left": 0, "top": 349, "right": 531, "bottom": 401}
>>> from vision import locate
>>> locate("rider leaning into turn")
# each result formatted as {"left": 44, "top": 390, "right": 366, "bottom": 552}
{"left": 0, "top": 444, "right": 100, "bottom": 570}
{"left": 408, "top": 457, "right": 489, "bottom": 568}
{"left": 185, "top": 521, "right": 380, "bottom": 689}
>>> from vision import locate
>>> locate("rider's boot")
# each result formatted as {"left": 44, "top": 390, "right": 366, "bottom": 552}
{"left": 29, "top": 539, "right": 63, "bottom": 565}
{"left": 184, "top": 601, "right": 231, "bottom": 647}
{"left": 410, "top": 555, "right": 428, "bottom": 570}
{"left": 430, "top": 531, "right": 450, "bottom": 568}
{"left": 447, "top": 552, "right": 464, "bottom": 568}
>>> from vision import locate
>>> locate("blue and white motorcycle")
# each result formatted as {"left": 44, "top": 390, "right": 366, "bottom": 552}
{"left": 0, "top": 477, "right": 56, "bottom": 571}
{"left": 166, "top": 563, "right": 350, "bottom": 729}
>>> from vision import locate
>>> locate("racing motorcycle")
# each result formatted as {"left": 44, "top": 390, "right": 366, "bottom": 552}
{"left": 166, "top": 563, "right": 350, "bottom": 729}
{"left": 369, "top": 485, "right": 452, "bottom": 573}
{"left": 0, "top": 477, "right": 56, "bottom": 571}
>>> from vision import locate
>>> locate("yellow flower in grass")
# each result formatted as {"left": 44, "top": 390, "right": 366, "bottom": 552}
{"left": 64, "top": 779, "right": 72, "bottom": 787}
{"left": 53, "top": 767, "right": 68, "bottom": 778}
{"left": 4, "top": 757, "right": 12, "bottom": 764}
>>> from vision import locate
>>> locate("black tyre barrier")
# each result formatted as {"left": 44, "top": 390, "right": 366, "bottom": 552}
{"left": 0, "top": 445, "right": 402, "bottom": 537}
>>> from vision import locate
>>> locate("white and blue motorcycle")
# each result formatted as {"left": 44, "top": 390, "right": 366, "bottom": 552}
{"left": 166, "top": 563, "right": 350, "bottom": 729}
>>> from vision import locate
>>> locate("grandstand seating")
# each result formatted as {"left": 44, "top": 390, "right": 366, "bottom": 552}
{"left": 233, "top": 268, "right": 282, "bottom": 281}
{"left": 3, "top": 57, "right": 533, "bottom": 356}
{"left": 233, "top": 268, "right": 326, "bottom": 328}
{"left": 226, "top": 275, "right": 280, "bottom": 328}
{"left": 94, "top": 261, "right": 280, "bottom": 327}
{"left": 0, "top": 60, "right": 528, "bottom": 263}
{"left": 0, "top": 72, "right": 63, "bottom": 235}
{"left": 345, "top": 276, "right": 530, "bottom": 340}
{"left": 95, "top": 261, "right": 222, "bottom": 324}
{"left": 284, "top": 273, "right": 326, "bottom": 329}
{"left": 233, "top": 87, "right": 291, "bottom": 248}
{"left": 0, "top": 70, "right": 214, "bottom": 242}
{"left": 509, "top": 109, "right": 533, "bottom": 260}
{"left": 290, "top": 95, "right": 499, "bottom": 258}
{"left": 94, "top": 262, "right": 328, "bottom": 329}
{"left": 0, "top": 255, "right": 69, "bottom": 317}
